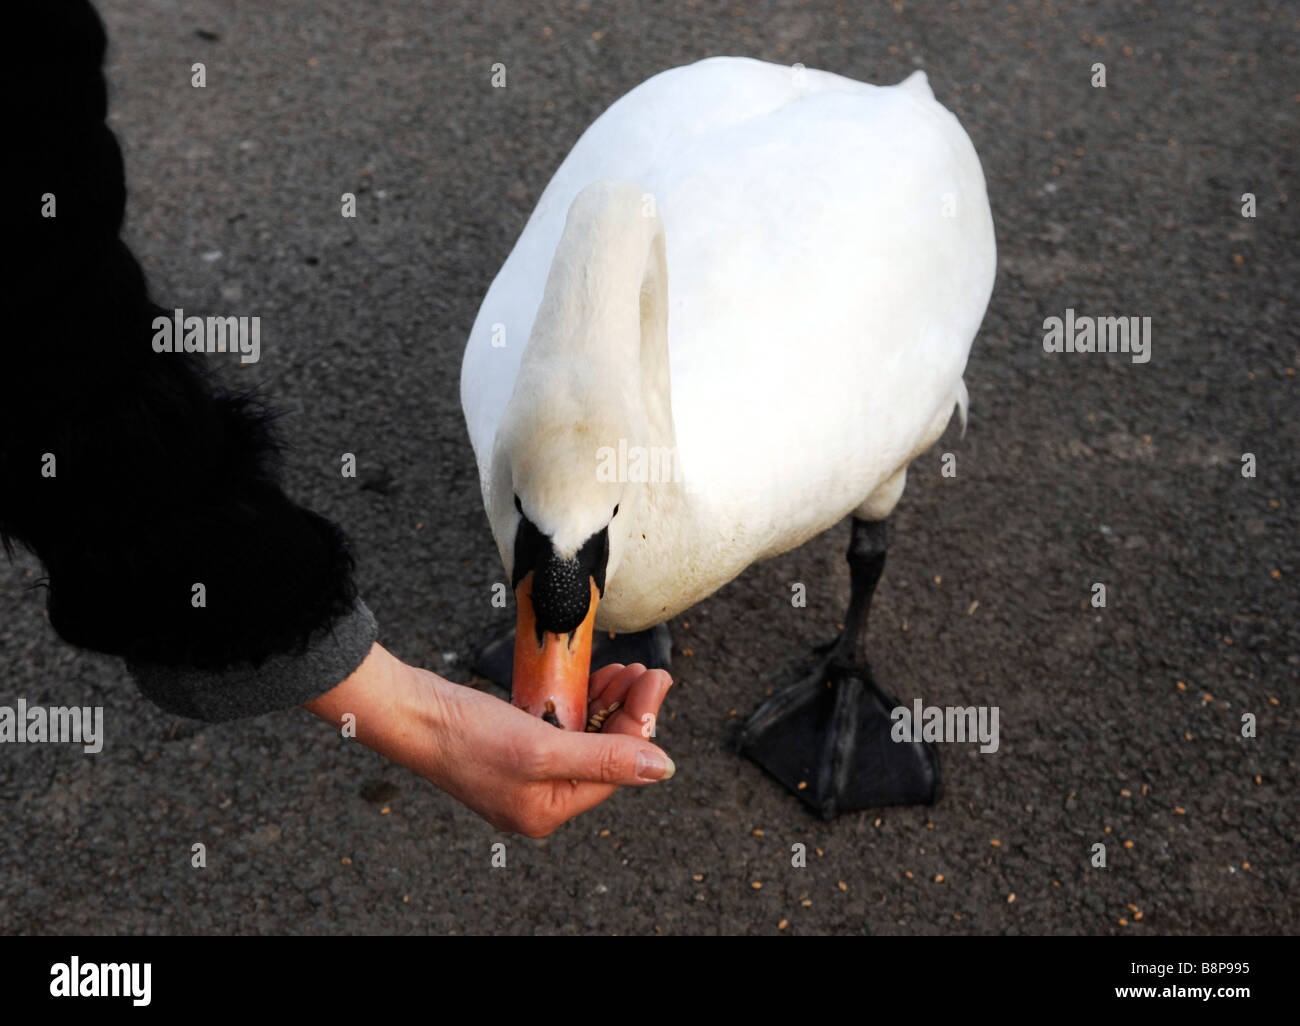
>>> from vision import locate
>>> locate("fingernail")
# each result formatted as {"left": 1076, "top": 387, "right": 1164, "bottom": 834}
{"left": 636, "top": 750, "right": 675, "bottom": 781}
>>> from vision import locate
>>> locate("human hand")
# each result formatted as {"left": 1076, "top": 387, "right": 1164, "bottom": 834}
{"left": 305, "top": 644, "right": 675, "bottom": 837}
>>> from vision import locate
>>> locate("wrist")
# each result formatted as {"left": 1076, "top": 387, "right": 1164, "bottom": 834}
{"left": 304, "top": 643, "right": 447, "bottom": 777}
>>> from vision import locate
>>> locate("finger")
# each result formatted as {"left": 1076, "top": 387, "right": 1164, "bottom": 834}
{"left": 586, "top": 662, "right": 648, "bottom": 717}
{"left": 606, "top": 669, "right": 673, "bottom": 741}
{"left": 536, "top": 736, "right": 674, "bottom": 827}
{"left": 586, "top": 662, "right": 629, "bottom": 707}
{"left": 530, "top": 727, "right": 674, "bottom": 786}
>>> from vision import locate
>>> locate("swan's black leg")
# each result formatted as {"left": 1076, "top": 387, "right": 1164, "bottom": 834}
{"left": 735, "top": 517, "right": 940, "bottom": 819}
{"left": 471, "top": 623, "right": 672, "bottom": 696}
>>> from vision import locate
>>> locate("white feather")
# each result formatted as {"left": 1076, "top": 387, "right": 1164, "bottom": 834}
{"left": 461, "top": 57, "right": 996, "bottom": 630}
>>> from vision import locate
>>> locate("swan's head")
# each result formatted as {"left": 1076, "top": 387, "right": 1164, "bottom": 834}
{"left": 488, "top": 366, "right": 643, "bottom": 731}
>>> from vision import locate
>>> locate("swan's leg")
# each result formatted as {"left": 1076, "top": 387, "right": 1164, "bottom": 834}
{"left": 735, "top": 516, "right": 940, "bottom": 819}
{"left": 471, "top": 623, "right": 672, "bottom": 696}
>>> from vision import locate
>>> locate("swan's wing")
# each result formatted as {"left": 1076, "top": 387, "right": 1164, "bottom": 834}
{"left": 658, "top": 80, "right": 996, "bottom": 531}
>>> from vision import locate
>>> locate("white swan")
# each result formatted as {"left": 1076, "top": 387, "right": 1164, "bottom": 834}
{"left": 461, "top": 56, "right": 996, "bottom": 815}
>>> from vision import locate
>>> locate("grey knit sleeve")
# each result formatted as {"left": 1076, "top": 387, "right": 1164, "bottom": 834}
{"left": 126, "top": 599, "right": 378, "bottom": 722}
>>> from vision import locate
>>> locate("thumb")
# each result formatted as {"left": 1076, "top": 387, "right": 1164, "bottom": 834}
{"left": 537, "top": 730, "right": 676, "bottom": 786}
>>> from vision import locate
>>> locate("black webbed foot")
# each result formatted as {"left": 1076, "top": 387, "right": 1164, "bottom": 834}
{"left": 735, "top": 656, "right": 940, "bottom": 819}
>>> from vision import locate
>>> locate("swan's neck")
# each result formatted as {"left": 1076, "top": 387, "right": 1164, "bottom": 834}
{"left": 493, "top": 180, "right": 688, "bottom": 566}
{"left": 522, "top": 181, "right": 674, "bottom": 452}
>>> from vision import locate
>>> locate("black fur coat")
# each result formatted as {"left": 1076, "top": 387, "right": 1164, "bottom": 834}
{"left": 1, "top": 1, "right": 371, "bottom": 716}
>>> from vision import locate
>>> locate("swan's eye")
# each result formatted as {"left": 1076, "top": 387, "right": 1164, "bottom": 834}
{"left": 612, "top": 504, "right": 620, "bottom": 518}
{"left": 514, "top": 494, "right": 523, "bottom": 514}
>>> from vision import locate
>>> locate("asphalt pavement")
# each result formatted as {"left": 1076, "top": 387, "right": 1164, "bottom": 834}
{"left": 1, "top": 0, "right": 1295, "bottom": 935}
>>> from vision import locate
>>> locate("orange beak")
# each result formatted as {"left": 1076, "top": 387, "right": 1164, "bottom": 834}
{"left": 512, "top": 572, "right": 599, "bottom": 731}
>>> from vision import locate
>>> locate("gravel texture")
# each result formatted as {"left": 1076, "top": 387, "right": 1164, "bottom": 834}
{"left": 1, "top": 0, "right": 1295, "bottom": 935}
